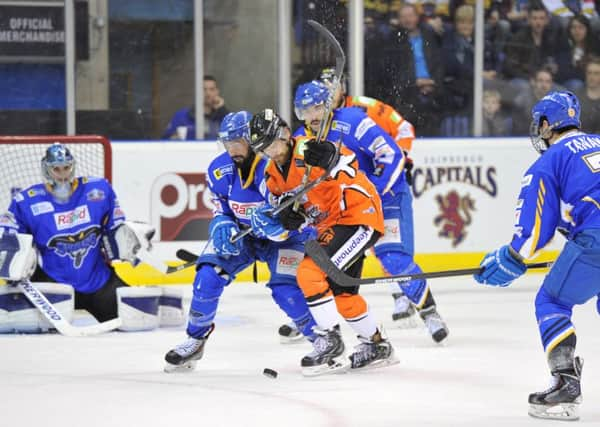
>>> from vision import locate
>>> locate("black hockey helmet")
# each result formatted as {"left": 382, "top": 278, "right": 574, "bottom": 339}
{"left": 249, "top": 108, "right": 289, "bottom": 153}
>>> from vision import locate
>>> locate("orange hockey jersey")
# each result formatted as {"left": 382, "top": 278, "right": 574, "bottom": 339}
{"left": 344, "top": 95, "right": 415, "bottom": 151}
{"left": 265, "top": 137, "right": 384, "bottom": 235}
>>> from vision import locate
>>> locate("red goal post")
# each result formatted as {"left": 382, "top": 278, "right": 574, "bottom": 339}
{"left": 0, "top": 135, "right": 112, "bottom": 210}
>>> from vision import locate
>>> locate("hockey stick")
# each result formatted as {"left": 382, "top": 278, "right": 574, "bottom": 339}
{"left": 15, "top": 280, "right": 122, "bottom": 336}
{"left": 293, "top": 19, "right": 346, "bottom": 212}
{"left": 304, "top": 240, "right": 553, "bottom": 287}
{"left": 230, "top": 21, "right": 345, "bottom": 244}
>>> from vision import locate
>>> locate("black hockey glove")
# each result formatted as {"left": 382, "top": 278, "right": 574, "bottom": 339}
{"left": 303, "top": 139, "right": 337, "bottom": 169}
{"left": 278, "top": 197, "right": 307, "bottom": 231}
{"left": 404, "top": 151, "right": 414, "bottom": 186}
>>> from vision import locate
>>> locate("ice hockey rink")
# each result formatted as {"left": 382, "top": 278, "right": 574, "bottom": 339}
{"left": 1, "top": 274, "right": 599, "bottom": 427}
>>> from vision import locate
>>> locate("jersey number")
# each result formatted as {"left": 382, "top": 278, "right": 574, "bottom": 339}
{"left": 582, "top": 152, "right": 600, "bottom": 173}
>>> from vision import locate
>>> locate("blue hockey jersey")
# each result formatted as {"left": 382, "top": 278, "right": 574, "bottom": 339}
{"left": 511, "top": 131, "right": 600, "bottom": 259}
{"left": 206, "top": 152, "right": 269, "bottom": 230}
{"left": 293, "top": 106, "right": 406, "bottom": 198}
{"left": 0, "top": 177, "right": 125, "bottom": 293}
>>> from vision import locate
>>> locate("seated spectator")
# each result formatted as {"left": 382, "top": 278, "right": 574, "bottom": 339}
{"left": 375, "top": 3, "right": 445, "bottom": 136}
{"left": 511, "top": 66, "right": 560, "bottom": 134}
{"left": 503, "top": 5, "right": 567, "bottom": 88}
{"left": 555, "top": 14, "right": 600, "bottom": 91}
{"left": 482, "top": 89, "right": 513, "bottom": 136}
{"left": 162, "top": 75, "right": 229, "bottom": 140}
{"left": 575, "top": 55, "right": 600, "bottom": 133}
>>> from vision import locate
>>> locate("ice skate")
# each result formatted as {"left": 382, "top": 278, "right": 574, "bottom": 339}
{"left": 301, "top": 326, "right": 349, "bottom": 376}
{"left": 391, "top": 292, "right": 418, "bottom": 328}
{"left": 528, "top": 357, "right": 583, "bottom": 421}
{"left": 349, "top": 327, "right": 398, "bottom": 371}
{"left": 419, "top": 305, "right": 449, "bottom": 343}
{"left": 278, "top": 322, "right": 304, "bottom": 344}
{"left": 164, "top": 325, "right": 214, "bottom": 373}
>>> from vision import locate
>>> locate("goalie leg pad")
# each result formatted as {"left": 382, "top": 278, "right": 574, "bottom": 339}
{"left": 117, "top": 286, "right": 162, "bottom": 331}
{"left": 0, "top": 282, "right": 73, "bottom": 333}
{"left": 159, "top": 286, "right": 185, "bottom": 327}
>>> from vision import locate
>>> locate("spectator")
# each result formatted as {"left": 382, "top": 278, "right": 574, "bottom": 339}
{"left": 555, "top": 14, "right": 600, "bottom": 91}
{"left": 511, "top": 66, "right": 558, "bottom": 134}
{"left": 376, "top": 3, "right": 446, "bottom": 136}
{"left": 482, "top": 89, "right": 513, "bottom": 136}
{"left": 503, "top": 5, "right": 567, "bottom": 86}
{"left": 162, "top": 75, "right": 229, "bottom": 140}
{"left": 575, "top": 55, "right": 600, "bottom": 133}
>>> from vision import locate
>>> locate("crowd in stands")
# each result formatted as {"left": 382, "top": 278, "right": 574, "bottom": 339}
{"left": 297, "top": 0, "right": 600, "bottom": 137}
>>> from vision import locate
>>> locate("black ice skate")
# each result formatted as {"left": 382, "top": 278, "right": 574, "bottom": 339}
{"left": 528, "top": 357, "right": 583, "bottom": 421}
{"left": 349, "top": 327, "right": 398, "bottom": 371}
{"left": 301, "top": 325, "right": 349, "bottom": 376}
{"left": 419, "top": 305, "right": 449, "bottom": 343}
{"left": 391, "top": 292, "right": 418, "bottom": 328}
{"left": 278, "top": 322, "right": 304, "bottom": 344}
{"left": 164, "top": 324, "right": 214, "bottom": 373}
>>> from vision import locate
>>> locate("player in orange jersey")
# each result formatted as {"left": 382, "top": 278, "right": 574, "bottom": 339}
{"left": 248, "top": 109, "right": 397, "bottom": 376}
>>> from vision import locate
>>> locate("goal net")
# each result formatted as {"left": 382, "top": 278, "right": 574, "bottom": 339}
{"left": 0, "top": 135, "right": 112, "bottom": 210}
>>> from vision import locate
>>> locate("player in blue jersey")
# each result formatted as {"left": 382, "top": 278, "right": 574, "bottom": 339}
{"left": 164, "top": 111, "right": 317, "bottom": 372}
{"left": 281, "top": 80, "right": 449, "bottom": 343}
{"left": 0, "top": 143, "right": 152, "bottom": 323}
{"left": 474, "top": 91, "right": 600, "bottom": 421}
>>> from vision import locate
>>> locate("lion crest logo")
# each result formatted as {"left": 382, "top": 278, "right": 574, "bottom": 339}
{"left": 433, "top": 190, "right": 476, "bottom": 247}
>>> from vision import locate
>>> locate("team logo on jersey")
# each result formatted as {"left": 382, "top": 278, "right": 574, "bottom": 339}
{"left": 86, "top": 189, "right": 105, "bottom": 201}
{"left": 433, "top": 190, "right": 476, "bottom": 247}
{"left": 276, "top": 249, "right": 302, "bottom": 276}
{"left": 213, "top": 165, "right": 233, "bottom": 180}
{"left": 31, "top": 201, "right": 54, "bottom": 216}
{"left": 47, "top": 226, "right": 102, "bottom": 268}
{"left": 332, "top": 120, "right": 351, "bottom": 134}
{"left": 27, "top": 188, "right": 46, "bottom": 198}
{"left": 54, "top": 205, "right": 91, "bottom": 230}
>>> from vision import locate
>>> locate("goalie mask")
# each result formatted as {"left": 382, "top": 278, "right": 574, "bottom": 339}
{"left": 41, "top": 143, "right": 76, "bottom": 203}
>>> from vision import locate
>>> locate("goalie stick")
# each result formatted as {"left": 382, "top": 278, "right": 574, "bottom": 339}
{"left": 14, "top": 280, "right": 122, "bottom": 336}
{"left": 304, "top": 240, "right": 553, "bottom": 287}
{"left": 230, "top": 20, "right": 346, "bottom": 244}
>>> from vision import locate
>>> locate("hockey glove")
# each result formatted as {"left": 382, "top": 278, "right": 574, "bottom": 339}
{"left": 303, "top": 139, "right": 337, "bottom": 169}
{"left": 250, "top": 205, "right": 287, "bottom": 241}
{"left": 209, "top": 216, "right": 243, "bottom": 256}
{"left": 474, "top": 245, "right": 526, "bottom": 286}
{"left": 278, "top": 197, "right": 308, "bottom": 231}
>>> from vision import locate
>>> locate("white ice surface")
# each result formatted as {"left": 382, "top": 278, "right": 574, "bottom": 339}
{"left": 1, "top": 275, "right": 599, "bottom": 427}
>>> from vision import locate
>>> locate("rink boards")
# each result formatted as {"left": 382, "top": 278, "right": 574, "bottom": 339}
{"left": 107, "top": 138, "right": 559, "bottom": 285}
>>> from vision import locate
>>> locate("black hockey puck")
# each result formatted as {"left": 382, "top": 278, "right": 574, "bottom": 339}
{"left": 263, "top": 368, "right": 278, "bottom": 378}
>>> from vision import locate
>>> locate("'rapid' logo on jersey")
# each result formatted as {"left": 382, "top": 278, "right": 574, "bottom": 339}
{"left": 54, "top": 205, "right": 91, "bottom": 230}
{"left": 433, "top": 190, "right": 475, "bottom": 247}
{"left": 228, "top": 201, "right": 261, "bottom": 220}
{"left": 276, "top": 249, "right": 302, "bottom": 276}
{"left": 151, "top": 173, "right": 214, "bottom": 240}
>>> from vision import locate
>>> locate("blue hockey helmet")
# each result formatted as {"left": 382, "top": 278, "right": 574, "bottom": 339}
{"left": 294, "top": 80, "right": 330, "bottom": 120}
{"left": 218, "top": 110, "right": 252, "bottom": 143}
{"left": 41, "top": 143, "right": 76, "bottom": 202}
{"left": 530, "top": 91, "right": 581, "bottom": 154}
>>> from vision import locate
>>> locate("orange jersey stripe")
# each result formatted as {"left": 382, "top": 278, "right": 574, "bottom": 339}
{"left": 265, "top": 137, "right": 384, "bottom": 235}
{"left": 345, "top": 95, "right": 415, "bottom": 151}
